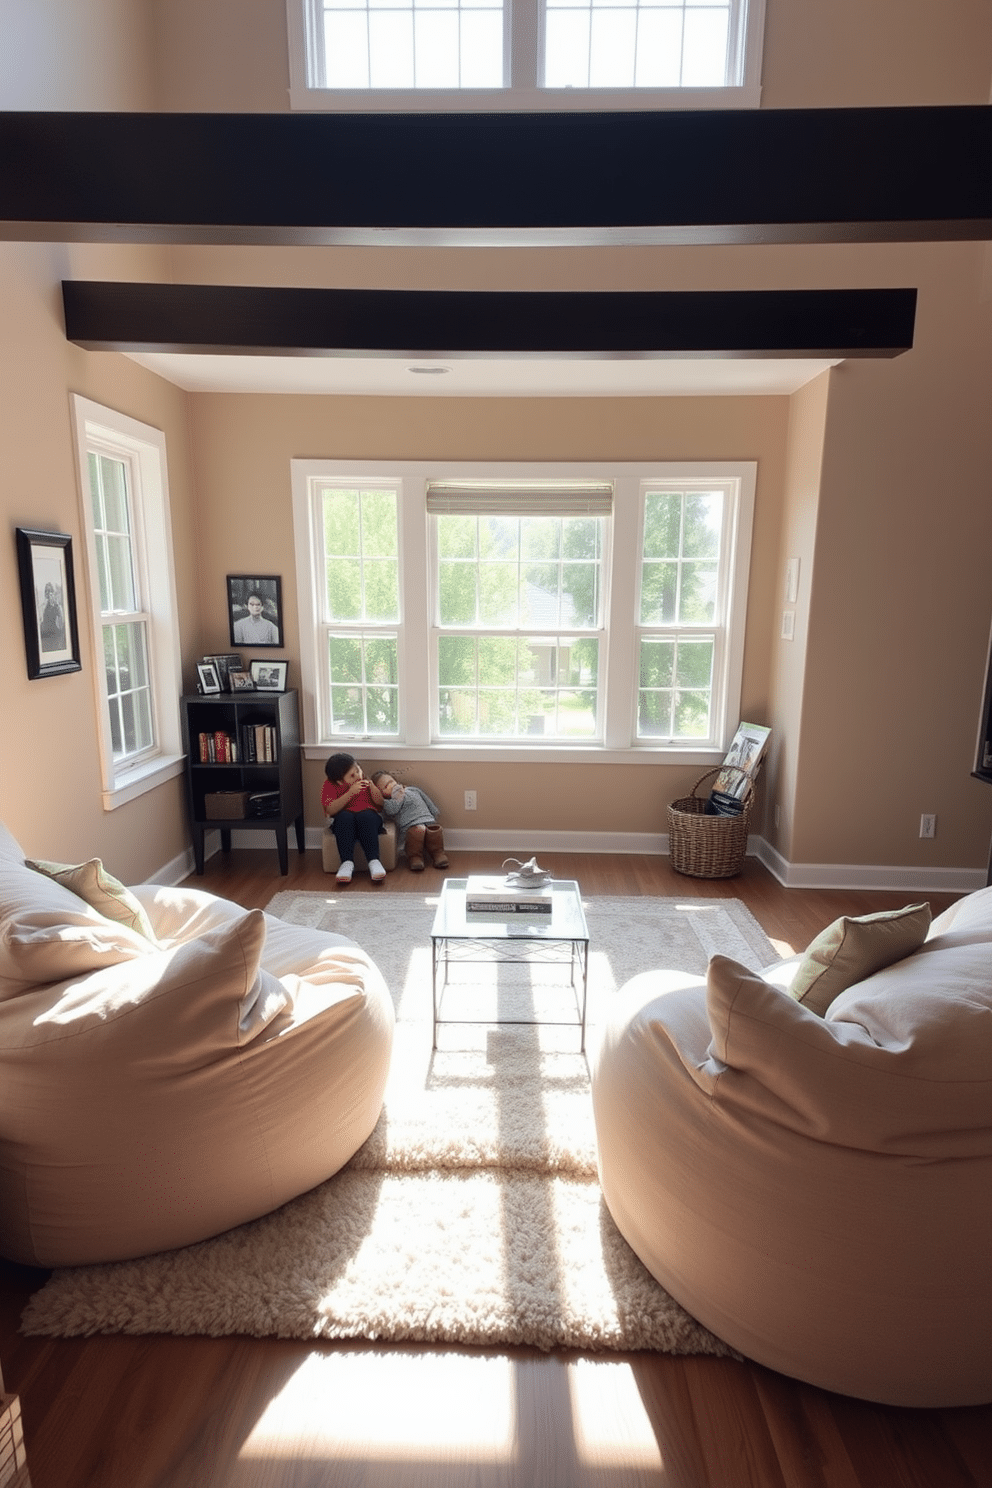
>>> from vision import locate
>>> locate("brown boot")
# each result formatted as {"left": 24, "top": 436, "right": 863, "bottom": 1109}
{"left": 424, "top": 824, "right": 449, "bottom": 869}
{"left": 405, "top": 824, "right": 427, "bottom": 871}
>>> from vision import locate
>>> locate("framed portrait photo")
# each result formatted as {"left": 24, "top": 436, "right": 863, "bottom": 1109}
{"left": 228, "top": 669, "right": 255, "bottom": 692}
{"left": 250, "top": 659, "right": 288, "bottom": 692}
{"left": 202, "top": 652, "right": 243, "bottom": 691}
{"left": 196, "top": 661, "right": 222, "bottom": 694}
{"left": 227, "top": 575, "right": 282, "bottom": 649}
{"left": 16, "top": 528, "right": 81, "bottom": 680}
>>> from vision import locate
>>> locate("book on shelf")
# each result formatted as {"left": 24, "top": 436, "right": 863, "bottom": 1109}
{"left": 705, "top": 722, "right": 771, "bottom": 816}
{"left": 464, "top": 874, "right": 553, "bottom": 917}
{"left": 239, "top": 723, "right": 278, "bottom": 762}
{"left": 198, "top": 731, "right": 238, "bottom": 763}
{"left": 247, "top": 791, "right": 281, "bottom": 818}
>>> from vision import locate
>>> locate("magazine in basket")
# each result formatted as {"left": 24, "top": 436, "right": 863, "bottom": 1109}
{"left": 706, "top": 722, "right": 771, "bottom": 816}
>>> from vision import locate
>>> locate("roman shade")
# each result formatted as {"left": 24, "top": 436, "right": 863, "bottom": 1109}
{"left": 425, "top": 481, "right": 613, "bottom": 517}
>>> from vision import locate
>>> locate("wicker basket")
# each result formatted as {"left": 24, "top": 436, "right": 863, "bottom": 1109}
{"left": 667, "top": 767, "right": 754, "bottom": 879}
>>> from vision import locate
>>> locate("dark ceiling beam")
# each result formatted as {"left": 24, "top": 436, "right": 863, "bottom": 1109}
{"left": 61, "top": 282, "right": 918, "bottom": 359}
{"left": 6, "top": 107, "right": 992, "bottom": 247}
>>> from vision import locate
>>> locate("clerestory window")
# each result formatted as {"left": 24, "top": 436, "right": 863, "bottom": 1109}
{"left": 287, "top": 0, "right": 763, "bottom": 108}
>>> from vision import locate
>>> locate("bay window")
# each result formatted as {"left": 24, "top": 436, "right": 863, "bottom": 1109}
{"left": 292, "top": 459, "right": 754, "bottom": 761}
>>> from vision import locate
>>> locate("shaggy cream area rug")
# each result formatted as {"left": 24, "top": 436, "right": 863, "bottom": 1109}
{"left": 22, "top": 893, "right": 776, "bottom": 1354}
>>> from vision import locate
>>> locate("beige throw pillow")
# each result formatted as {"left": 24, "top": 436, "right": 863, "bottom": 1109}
{"left": 789, "top": 903, "right": 932, "bottom": 1016}
{"left": 26, "top": 858, "right": 156, "bottom": 941}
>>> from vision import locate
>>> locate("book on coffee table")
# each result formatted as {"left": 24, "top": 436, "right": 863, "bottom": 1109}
{"left": 465, "top": 875, "right": 553, "bottom": 917}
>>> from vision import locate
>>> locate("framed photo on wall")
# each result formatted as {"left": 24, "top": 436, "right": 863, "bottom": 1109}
{"left": 16, "top": 527, "right": 81, "bottom": 680}
{"left": 250, "top": 659, "right": 288, "bottom": 692}
{"left": 227, "top": 575, "right": 282, "bottom": 648}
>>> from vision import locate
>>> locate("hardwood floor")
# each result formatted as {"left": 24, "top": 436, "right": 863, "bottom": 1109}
{"left": 2, "top": 847, "right": 988, "bottom": 1488}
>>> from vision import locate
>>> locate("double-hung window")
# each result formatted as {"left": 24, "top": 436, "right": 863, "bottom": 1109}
{"left": 71, "top": 397, "right": 184, "bottom": 808}
{"left": 635, "top": 482, "right": 735, "bottom": 742}
{"left": 313, "top": 481, "right": 402, "bottom": 739}
{"left": 287, "top": 0, "right": 764, "bottom": 107}
{"left": 429, "top": 481, "right": 610, "bottom": 740}
{"left": 292, "top": 459, "right": 754, "bottom": 760}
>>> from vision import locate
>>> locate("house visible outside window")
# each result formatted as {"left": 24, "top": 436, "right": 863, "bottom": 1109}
{"left": 636, "top": 485, "right": 727, "bottom": 741}
{"left": 287, "top": 0, "right": 763, "bottom": 107}
{"left": 71, "top": 397, "right": 184, "bottom": 809}
{"left": 430, "top": 481, "right": 610, "bottom": 740}
{"left": 292, "top": 460, "right": 754, "bottom": 761}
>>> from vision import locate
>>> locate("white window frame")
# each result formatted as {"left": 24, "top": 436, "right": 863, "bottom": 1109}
{"left": 71, "top": 396, "right": 184, "bottom": 810}
{"left": 286, "top": 0, "right": 764, "bottom": 111}
{"left": 308, "top": 478, "right": 407, "bottom": 742}
{"left": 292, "top": 458, "right": 754, "bottom": 765}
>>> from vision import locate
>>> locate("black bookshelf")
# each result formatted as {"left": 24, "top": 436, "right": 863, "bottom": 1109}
{"left": 180, "top": 689, "right": 305, "bottom": 875}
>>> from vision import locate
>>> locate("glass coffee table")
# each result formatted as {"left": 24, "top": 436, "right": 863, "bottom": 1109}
{"left": 430, "top": 878, "right": 590, "bottom": 1052}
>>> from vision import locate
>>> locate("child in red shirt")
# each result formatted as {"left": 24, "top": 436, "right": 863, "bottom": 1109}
{"left": 322, "top": 752, "right": 386, "bottom": 884}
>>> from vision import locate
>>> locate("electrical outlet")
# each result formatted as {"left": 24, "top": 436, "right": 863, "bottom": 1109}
{"left": 464, "top": 790, "right": 477, "bottom": 811}
{"left": 920, "top": 814, "right": 936, "bottom": 839}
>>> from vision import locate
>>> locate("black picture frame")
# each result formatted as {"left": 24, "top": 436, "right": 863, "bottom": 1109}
{"left": 227, "top": 575, "right": 283, "bottom": 648}
{"left": 196, "top": 661, "right": 222, "bottom": 694}
{"left": 202, "top": 651, "right": 243, "bottom": 691}
{"left": 250, "top": 659, "right": 288, "bottom": 692}
{"left": 16, "top": 527, "right": 81, "bottom": 680}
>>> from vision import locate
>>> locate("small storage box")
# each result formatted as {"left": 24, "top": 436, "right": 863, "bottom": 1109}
{"left": 204, "top": 791, "right": 251, "bottom": 820}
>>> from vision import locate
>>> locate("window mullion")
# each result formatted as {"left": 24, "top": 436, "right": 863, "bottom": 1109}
{"left": 602, "top": 475, "right": 637, "bottom": 750}
{"left": 510, "top": 0, "right": 540, "bottom": 89}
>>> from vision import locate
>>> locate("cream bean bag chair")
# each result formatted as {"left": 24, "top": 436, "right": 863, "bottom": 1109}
{"left": 591, "top": 890, "right": 992, "bottom": 1407}
{"left": 0, "top": 823, "right": 394, "bottom": 1268}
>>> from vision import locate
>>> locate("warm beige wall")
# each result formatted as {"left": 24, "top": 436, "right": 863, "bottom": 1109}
{"left": 149, "top": 0, "right": 290, "bottom": 112}
{"left": 0, "top": 242, "right": 203, "bottom": 881}
{"left": 148, "top": 0, "right": 992, "bottom": 111}
{"left": 0, "top": 0, "right": 155, "bottom": 109}
{"left": 763, "top": 369, "right": 830, "bottom": 862}
{"left": 187, "top": 391, "right": 788, "bottom": 836}
{"left": 761, "top": 0, "right": 992, "bottom": 108}
{"left": 793, "top": 243, "right": 992, "bottom": 871}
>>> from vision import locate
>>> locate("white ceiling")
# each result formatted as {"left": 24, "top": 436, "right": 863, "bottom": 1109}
{"left": 124, "top": 351, "right": 843, "bottom": 397}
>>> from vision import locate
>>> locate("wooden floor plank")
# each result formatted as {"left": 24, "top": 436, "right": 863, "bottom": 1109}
{"left": 751, "top": 1366, "right": 862, "bottom": 1488}
{"left": 0, "top": 848, "right": 984, "bottom": 1488}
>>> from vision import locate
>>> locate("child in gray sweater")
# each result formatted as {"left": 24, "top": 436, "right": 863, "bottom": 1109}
{"left": 371, "top": 772, "right": 449, "bottom": 872}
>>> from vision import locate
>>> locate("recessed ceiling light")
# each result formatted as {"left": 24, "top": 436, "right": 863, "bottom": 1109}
{"left": 407, "top": 365, "right": 451, "bottom": 375}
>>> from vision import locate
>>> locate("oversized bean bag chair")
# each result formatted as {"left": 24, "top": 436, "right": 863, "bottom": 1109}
{"left": 0, "top": 823, "right": 394, "bottom": 1267}
{"left": 590, "top": 889, "right": 992, "bottom": 1407}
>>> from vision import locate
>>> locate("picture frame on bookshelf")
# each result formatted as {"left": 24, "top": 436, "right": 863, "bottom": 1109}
{"left": 227, "top": 574, "right": 282, "bottom": 648}
{"left": 196, "top": 661, "right": 222, "bottom": 694}
{"left": 250, "top": 659, "right": 288, "bottom": 692}
{"left": 229, "top": 669, "right": 255, "bottom": 692}
{"left": 202, "top": 652, "right": 243, "bottom": 691}
{"left": 16, "top": 527, "right": 81, "bottom": 680}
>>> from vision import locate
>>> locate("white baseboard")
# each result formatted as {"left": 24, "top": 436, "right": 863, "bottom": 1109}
{"left": 150, "top": 826, "right": 987, "bottom": 895}
{"left": 146, "top": 842, "right": 200, "bottom": 886}
{"left": 754, "top": 838, "right": 986, "bottom": 894}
